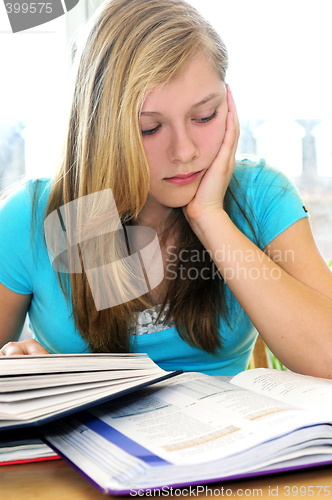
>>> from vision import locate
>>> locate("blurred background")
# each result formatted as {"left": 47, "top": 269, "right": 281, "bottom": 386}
{"left": 0, "top": 0, "right": 331, "bottom": 263}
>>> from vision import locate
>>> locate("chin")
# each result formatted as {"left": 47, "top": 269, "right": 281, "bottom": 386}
{"left": 163, "top": 196, "right": 196, "bottom": 210}
{"left": 151, "top": 186, "right": 198, "bottom": 210}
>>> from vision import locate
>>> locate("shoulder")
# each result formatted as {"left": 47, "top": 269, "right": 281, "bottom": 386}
{"left": 232, "top": 156, "right": 299, "bottom": 193}
{"left": 0, "top": 177, "right": 52, "bottom": 224}
{"left": 0, "top": 177, "right": 53, "bottom": 254}
{"left": 0, "top": 178, "right": 52, "bottom": 294}
{"left": 228, "top": 157, "right": 309, "bottom": 248}
{"left": 230, "top": 156, "right": 306, "bottom": 209}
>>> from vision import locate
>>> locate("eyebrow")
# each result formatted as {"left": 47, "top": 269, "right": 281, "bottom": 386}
{"left": 140, "top": 92, "right": 222, "bottom": 116}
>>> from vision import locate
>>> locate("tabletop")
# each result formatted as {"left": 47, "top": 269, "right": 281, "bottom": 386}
{"left": 1, "top": 459, "right": 332, "bottom": 500}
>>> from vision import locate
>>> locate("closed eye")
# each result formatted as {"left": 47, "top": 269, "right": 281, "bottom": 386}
{"left": 195, "top": 109, "right": 218, "bottom": 123}
{"left": 141, "top": 109, "right": 218, "bottom": 136}
{"left": 141, "top": 124, "right": 161, "bottom": 136}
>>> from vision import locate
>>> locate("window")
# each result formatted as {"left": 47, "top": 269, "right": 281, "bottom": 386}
{"left": 0, "top": 6, "right": 69, "bottom": 340}
{"left": 0, "top": 5, "right": 68, "bottom": 184}
{"left": 188, "top": 0, "right": 332, "bottom": 261}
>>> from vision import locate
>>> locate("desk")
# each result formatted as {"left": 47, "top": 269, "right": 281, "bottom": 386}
{"left": 1, "top": 460, "right": 332, "bottom": 500}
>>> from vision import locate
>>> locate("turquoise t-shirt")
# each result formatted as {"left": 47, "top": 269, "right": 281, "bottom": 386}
{"left": 0, "top": 159, "right": 309, "bottom": 375}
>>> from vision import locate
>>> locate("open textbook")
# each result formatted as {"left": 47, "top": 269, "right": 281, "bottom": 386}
{"left": 42, "top": 368, "right": 332, "bottom": 495}
{"left": 0, "top": 353, "right": 180, "bottom": 430}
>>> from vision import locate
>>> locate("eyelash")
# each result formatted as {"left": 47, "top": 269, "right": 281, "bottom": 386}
{"left": 141, "top": 109, "right": 218, "bottom": 136}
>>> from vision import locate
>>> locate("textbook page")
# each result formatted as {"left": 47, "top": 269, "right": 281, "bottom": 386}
{"left": 0, "top": 354, "right": 181, "bottom": 429}
{"left": 230, "top": 369, "right": 332, "bottom": 416}
{"left": 0, "top": 374, "right": 174, "bottom": 428}
{"left": 87, "top": 372, "right": 327, "bottom": 465}
{"left": 0, "top": 353, "right": 155, "bottom": 376}
{"left": 43, "top": 372, "right": 332, "bottom": 492}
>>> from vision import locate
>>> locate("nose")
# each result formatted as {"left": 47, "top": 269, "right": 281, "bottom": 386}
{"left": 168, "top": 124, "right": 198, "bottom": 164}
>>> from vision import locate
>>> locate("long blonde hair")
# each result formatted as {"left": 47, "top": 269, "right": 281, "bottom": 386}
{"left": 44, "top": 0, "right": 231, "bottom": 353}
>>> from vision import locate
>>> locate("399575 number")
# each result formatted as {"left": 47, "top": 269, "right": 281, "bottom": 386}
{"left": 5, "top": 3, "right": 52, "bottom": 14}
{"left": 284, "top": 486, "right": 331, "bottom": 496}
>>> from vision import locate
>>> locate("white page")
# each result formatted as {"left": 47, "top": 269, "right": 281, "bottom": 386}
{"left": 231, "top": 368, "right": 332, "bottom": 416}
{"left": 0, "top": 367, "right": 163, "bottom": 393}
{"left": 0, "top": 353, "right": 157, "bottom": 376}
{"left": 0, "top": 371, "right": 160, "bottom": 400}
{"left": 0, "top": 445, "right": 57, "bottom": 462}
{"left": 0, "top": 373, "right": 169, "bottom": 423}
{"left": 0, "top": 375, "right": 151, "bottom": 402}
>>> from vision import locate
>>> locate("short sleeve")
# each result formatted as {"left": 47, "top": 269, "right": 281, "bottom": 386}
{"left": 230, "top": 159, "right": 309, "bottom": 250}
{"left": 0, "top": 183, "right": 35, "bottom": 294}
{"left": 253, "top": 164, "right": 309, "bottom": 248}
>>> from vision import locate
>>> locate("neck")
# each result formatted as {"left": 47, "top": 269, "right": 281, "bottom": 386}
{"left": 133, "top": 198, "right": 172, "bottom": 236}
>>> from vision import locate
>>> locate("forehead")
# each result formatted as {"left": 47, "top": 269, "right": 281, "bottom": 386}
{"left": 141, "top": 54, "right": 223, "bottom": 114}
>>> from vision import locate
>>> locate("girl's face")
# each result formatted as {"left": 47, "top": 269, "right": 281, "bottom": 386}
{"left": 139, "top": 54, "right": 228, "bottom": 217}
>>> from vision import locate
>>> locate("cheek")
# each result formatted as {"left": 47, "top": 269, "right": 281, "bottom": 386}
{"left": 141, "top": 140, "right": 160, "bottom": 176}
{"left": 200, "top": 117, "right": 227, "bottom": 158}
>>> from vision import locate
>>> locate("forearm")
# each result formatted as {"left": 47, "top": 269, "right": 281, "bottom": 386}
{"left": 0, "top": 284, "right": 31, "bottom": 347}
{"left": 193, "top": 210, "right": 332, "bottom": 378}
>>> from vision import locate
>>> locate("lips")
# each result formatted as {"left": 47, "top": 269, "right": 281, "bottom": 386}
{"left": 164, "top": 170, "right": 203, "bottom": 185}
{"left": 166, "top": 170, "right": 201, "bottom": 180}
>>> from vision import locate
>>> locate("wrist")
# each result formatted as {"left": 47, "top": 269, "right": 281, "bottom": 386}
{"left": 186, "top": 207, "right": 230, "bottom": 241}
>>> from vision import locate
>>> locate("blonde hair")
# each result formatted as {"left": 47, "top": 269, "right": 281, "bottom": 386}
{"left": 44, "top": 0, "right": 229, "bottom": 353}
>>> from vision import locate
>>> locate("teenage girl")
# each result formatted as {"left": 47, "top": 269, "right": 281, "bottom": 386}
{"left": 1, "top": 0, "right": 331, "bottom": 378}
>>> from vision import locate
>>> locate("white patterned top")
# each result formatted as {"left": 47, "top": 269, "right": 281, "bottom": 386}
{"left": 129, "top": 303, "right": 175, "bottom": 335}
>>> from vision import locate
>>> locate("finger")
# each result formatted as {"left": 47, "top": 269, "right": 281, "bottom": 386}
{"left": 214, "top": 111, "right": 237, "bottom": 165}
{"left": 226, "top": 84, "right": 240, "bottom": 130}
{"left": 21, "top": 340, "right": 50, "bottom": 355}
{"left": 226, "top": 85, "right": 240, "bottom": 151}
{"left": 0, "top": 340, "right": 49, "bottom": 356}
{"left": 226, "top": 112, "right": 239, "bottom": 160}
{"left": 0, "top": 342, "right": 25, "bottom": 356}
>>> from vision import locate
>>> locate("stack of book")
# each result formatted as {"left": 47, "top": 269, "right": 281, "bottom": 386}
{"left": 1, "top": 354, "right": 332, "bottom": 494}
{"left": 0, "top": 353, "right": 179, "bottom": 467}
{"left": 0, "top": 428, "right": 59, "bottom": 465}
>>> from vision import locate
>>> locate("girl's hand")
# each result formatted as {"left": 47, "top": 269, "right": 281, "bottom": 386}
{"left": 0, "top": 339, "right": 50, "bottom": 356}
{"left": 182, "top": 85, "right": 240, "bottom": 226}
